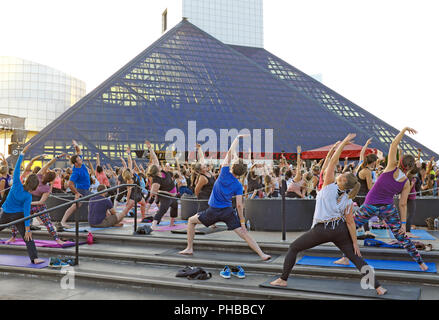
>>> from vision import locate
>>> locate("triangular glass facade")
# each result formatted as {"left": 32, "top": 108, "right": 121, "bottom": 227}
{"left": 230, "top": 45, "right": 437, "bottom": 159}
{"left": 26, "top": 20, "right": 436, "bottom": 164}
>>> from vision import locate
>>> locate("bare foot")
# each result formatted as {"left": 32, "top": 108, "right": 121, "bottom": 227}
{"left": 56, "top": 239, "right": 66, "bottom": 246}
{"left": 5, "top": 237, "right": 16, "bottom": 244}
{"left": 114, "top": 223, "right": 124, "bottom": 227}
{"left": 420, "top": 263, "right": 429, "bottom": 271}
{"left": 32, "top": 258, "right": 45, "bottom": 265}
{"left": 60, "top": 223, "right": 71, "bottom": 229}
{"left": 270, "top": 278, "right": 287, "bottom": 287}
{"left": 261, "top": 254, "right": 272, "bottom": 261}
{"left": 179, "top": 248, "right": 193, "bottom": 255}
{"left": 376, "top": 286, "right": 387, "bottom": 295}
{"left": 210, "top": 224, "right": 218, "bottom": 229}
{"left": 333, "top": 257, "right": 350, "bottom": 265}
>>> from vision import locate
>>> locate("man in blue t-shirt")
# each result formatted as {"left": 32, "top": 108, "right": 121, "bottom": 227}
{"left": 58, "top": 140, "right": 92, "bottom": 229}
{"left": 179, "top": 135, "right": 271, "bottom": 261}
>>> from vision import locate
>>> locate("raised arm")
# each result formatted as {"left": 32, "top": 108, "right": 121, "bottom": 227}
{"left": 293, "top": 146, "right": 302, "bottom": 183}
{"left": 96, "top": 153, "right": 101, "bottom": 167}
{"left": 196, "top": 143, "right": 206, "bottom": 165}
{"left": 120, "top": 156, "right": 127, "bottom": 170}
{"left": 321, "top": 141, "right": 340, "bottom": 173}
{"left": 385, "top": 127, "right": 417, "bottom": 172}
{"left": 72, "top": 140, "right": 82, "bottom": 155}
{"left": 126, "top": 146, "right": 133, "bottom": 171}
{"left": 222, "top": 134, "right": 247, "bottom": 167}
{"left": 145, "top": 140, "right": 160, "bottom": 167}
{"left": 323, "top": 133, "right": 356, "bottom": 187}
{"left": 0, "top": 153, "right": 7, "bottom": 167}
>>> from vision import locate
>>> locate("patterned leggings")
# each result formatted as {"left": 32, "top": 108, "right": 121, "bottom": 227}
{"left": 11, "top": 205, "right": 59, "bottom": 241}
{"left": 355, "top": 204, "right": 424, "bottom": 265}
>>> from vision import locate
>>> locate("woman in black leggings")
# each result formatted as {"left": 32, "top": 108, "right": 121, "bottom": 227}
{"left": 145, "top": 140, "right": 178, "bottom": 230}
{"left": 270, "top": 134, "right": 387, "bottom": 296}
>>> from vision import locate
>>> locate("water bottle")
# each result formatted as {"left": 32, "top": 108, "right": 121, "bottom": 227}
{"left": 434, "top": 218, "right": 439, "bottom": 230}
{"left": 246, "top": 220, "right": 251, "bottom": 230}
{"left": 87, "top": 232, "right": 94, "bottom": 245}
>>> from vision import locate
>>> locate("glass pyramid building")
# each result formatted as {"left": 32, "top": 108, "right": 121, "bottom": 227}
{"left": 26, "top": 19, "right": 437, "bottom": 164}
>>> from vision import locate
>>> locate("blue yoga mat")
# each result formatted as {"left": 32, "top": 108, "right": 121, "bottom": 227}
{"left": 359, "top": 229, "right": 437, "bottom": 240}
{"left": 64, "top": 226, "right": 123, "bottom": 232}
{"left": 142, "top": 220, "right": 187, "bottom": 226}
{"left": 297, "top": 256, "right": 437, "bottom": 273}
{"left": 0, "top": 255, "right": 49, "bottom": 269}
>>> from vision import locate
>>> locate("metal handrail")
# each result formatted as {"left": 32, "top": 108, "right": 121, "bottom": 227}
{"left": 0, "top": 183, "right": 138, "bottom": 266}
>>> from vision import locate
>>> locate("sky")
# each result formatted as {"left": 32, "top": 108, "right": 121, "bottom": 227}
{"left": 2, "top": 0, "right": 439, "bottom": 153}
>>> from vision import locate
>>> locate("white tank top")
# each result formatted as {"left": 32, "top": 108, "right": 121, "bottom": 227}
{"left": 312, "top": 183, "right": 353, "bottom": 228}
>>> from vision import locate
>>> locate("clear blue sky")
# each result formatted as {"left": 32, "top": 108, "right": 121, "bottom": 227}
{"left": 2, "top": 0, "right": 438, "bottom": 154}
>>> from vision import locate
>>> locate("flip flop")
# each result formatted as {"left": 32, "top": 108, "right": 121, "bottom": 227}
{"left": 262, "top": 256, "right": 272, "bottom": 262}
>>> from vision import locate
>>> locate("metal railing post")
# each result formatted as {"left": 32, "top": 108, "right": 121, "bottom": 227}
{"left": 134, "top": 191, "right": 138, "bottom": 235}
{"left": 74, "top": 202, "right": 79, "bottom": 265}
{"left": 280, "top": 179, "right": 287, "bottom": 241}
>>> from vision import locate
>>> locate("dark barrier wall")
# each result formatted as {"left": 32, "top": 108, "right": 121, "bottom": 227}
{"left": 46, "top": 194, "right": 89, "bottom": 222}
{"left": 244, "top": 198, "right": 315, "bottom": 231}
{"left": 244, "top": 197, "right": 439, "bottom": 231}
{"left": 394, "top": 198, "right": 439, "bottom": 227}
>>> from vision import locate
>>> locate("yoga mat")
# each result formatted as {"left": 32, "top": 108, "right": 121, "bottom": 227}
{"left": 64, "top": 226, "right": 123, "bottom": 232}
{"left": 157, "top": 248, "right": 279, "bottom": 263}
{"left": 260, "top": 276, "right": 421, "bottom": 300}
{"left": 0, "top": 239, "right": 87, "bottom": 248}
{"left": 297, "top": 256, "right": 437, "bottom": 273}
{"left": 171, "top": 226, "right": 228, "bottom": 235}
{"left": 140, "top": 224, "right": 187, "bottom": 232}
{"left": 363, "top": 229, "right": 436, "bottom": 240}
{"left": 0, "top": 255, "right": 49, "bottom": 269}
{"left": 141, "top": 220, "right": 187, "bottom": 226}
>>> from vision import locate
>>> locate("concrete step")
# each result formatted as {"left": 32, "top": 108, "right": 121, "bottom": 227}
{"left": 0, "top": 242, "right": 438, "bottom": 286}
{"left": 0, "top": 257, "right": 377, "bottom": 300}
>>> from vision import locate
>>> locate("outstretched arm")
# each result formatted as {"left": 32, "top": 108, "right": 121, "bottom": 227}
{"left": 21, "top": 154, "right": 44, "bottom": 180}
{"left": 385, "top": 127, "right": 417, "bottom": 172}
{"left": 145, "top": 140, "right": 160, "bottom": 167}
{"left": 0, "top": 153, "right": 7, "bottom": 167}
{"left": 321, "top": 141, "right": 340, "bottom": 174}
{"left": 323, "top": 133, "right": 356, "bottom": 187}
{"left": 38, "top": 153, "right": 66, "bottom": 176}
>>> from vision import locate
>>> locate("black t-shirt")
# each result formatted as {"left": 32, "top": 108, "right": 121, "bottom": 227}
{"left": 152, "top": 170, "right": 176, "bottom": 192}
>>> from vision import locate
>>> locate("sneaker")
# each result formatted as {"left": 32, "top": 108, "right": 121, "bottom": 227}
{"left": 49, "top": 257, "right": 69, "bottom": 269}
{"left": 220, "top": 266, "right": 231, "bottom": 279}
{"left": 231, "top": 266, "right": 245, "bottom": 279}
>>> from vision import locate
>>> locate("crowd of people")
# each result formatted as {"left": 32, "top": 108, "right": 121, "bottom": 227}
{"left": 0, "top": 127, "right": 437, "bottom": 296}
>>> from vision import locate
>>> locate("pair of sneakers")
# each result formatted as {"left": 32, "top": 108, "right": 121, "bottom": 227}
{"left": 49, "top": 257, "right": 75, "bottom": 269}
{"left": 220, "top": 266, "right": 245, "bottom": 279}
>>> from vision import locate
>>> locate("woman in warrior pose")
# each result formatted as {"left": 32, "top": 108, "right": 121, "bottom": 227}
{"left": 270, "top": 134, "right": 387, "bottom": 295}
{"left": 334, "top": 128, "right": 428, "bottom": 272}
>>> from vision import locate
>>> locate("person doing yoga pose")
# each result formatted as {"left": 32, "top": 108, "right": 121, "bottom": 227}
{"left": 270, "top": 134, "right": 387, "bottom": 295}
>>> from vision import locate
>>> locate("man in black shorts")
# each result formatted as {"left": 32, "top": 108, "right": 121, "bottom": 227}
{"left": 179, "top": 135, "right": 271, "bottom": 261}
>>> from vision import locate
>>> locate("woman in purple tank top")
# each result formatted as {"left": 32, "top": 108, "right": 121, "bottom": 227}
{"left": 335, "top": 127, "right": 428, "bottom": 271}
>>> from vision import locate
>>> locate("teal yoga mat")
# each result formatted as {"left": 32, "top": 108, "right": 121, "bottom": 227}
{"left": 297, "top": 255, "right": 436, "bottom": 273}
{"left": 358, "top": 229, "right": 436, "bottom": 240}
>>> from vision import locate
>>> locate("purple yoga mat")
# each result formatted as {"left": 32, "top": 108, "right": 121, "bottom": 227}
{"left": 0, "top": 255, "right": 49, "bottom": 269}
{"left": 0, "top": 239, "right": 86, "bottom": 248}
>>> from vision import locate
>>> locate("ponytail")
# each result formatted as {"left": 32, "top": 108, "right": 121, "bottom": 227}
{"left": 348, "top": 182, "right": 361, "bottom": 199}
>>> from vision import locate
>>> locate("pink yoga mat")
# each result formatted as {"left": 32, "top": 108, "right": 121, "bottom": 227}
{"left": 0, "top": 239, "right": 86, "bottom": 248}
{"left": 0, "top": 255, "right": 49, "bottom": 269}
